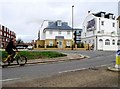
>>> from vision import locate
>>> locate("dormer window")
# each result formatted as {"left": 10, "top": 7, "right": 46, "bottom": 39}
{"left": 109, "top": 15, "right": 113, "bottom": 19}
{"left": 101, "top": 13, "right": 105, "bottom": 17}
{"left": 57, "top": 20, "right": 62, "bottom": 26}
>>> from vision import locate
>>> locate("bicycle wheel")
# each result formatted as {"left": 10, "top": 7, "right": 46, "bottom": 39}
{"left": 7, "top": 58, "right": 11, "bottom": 66}
{"left": 17, "top": 55, "right": 27, "bottom": 66}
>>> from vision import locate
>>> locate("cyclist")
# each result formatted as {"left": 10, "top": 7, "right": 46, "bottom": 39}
{"left": 5, "top": 38, "right": 18, "bottom": 62}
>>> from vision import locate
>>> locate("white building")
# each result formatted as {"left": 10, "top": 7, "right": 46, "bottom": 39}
{"left": 81, "top": 11, "right": 119, "bottom": 51}
{"left": 37, "top": 20, "right": 81, "bottom": 49}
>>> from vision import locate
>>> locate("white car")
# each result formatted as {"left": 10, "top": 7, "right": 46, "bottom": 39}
{"left": 17, "top": 46, "right": 25, "bottom": 49}
{"left": 27, "top": 46, "right": 33, "bottom": 50}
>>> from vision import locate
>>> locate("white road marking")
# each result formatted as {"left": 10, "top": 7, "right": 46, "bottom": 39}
{"left": 58, "top": 67, "right": 89, "bottom": 74}
{"left": 58, "top": 63, "right": 113, "bottom": 74}
{"left": 0, "top": 78, "right": 20, "bottom": 82}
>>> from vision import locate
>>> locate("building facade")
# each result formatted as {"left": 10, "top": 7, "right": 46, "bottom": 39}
{"left": 81, "top": 11, "right": 119, "bottom": 51}
{"left": 0, "top": 24, "right": 16, "bottom": 48}
{"left": 37, "top": 20, "right": 82, "bottom": 49}
{"left": 117, "top": 16, "right": 120, "bottom": 50}
{"left": 74, "top": 29, "right": 82, "bottom": 44}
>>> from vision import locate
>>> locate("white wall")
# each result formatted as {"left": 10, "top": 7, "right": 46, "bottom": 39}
{"left": 40, "top": 21, "right": 49, "bottom": 40}
{"left": 82, "top": 14, "right": 97, "bottom": 38}
{"left": 98, "top": 18, "right": 117, "bottom": 34}
{"left": 82, "top": 13, "right": 119, "bottom": 51}
{"left": 97, "top": 36, "right": 118, "bottom": 51}
{"left": 45, "top": 30, "right": 72, "bottom": 39}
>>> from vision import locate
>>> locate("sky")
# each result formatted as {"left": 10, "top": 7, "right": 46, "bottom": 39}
{"left": 0, "top": 0, "right": 120, "bottom": 42}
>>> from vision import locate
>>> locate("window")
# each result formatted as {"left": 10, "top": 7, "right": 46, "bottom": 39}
{"left": 57, "top": 20, "right": 62, "bottom": 26}
{"left": 112, "top": 39, "right": 115, "bottom": 45}
{"left": 58, "top": 31, "right": 61, "bottom": 34}
{"left": 105, "top": 39, "right": 110, "bottom": 45}
{"left": 85, "top": 33, "right": 86, "bottom": 37}
{"left": 101, "top": 21, "right": 104, "bottom": 25}
{"left": 101, "top": 13, "right": 105, "bottom": 17}
{"left": 67, "top": 31, "right": 70, "bottom": 35}
{"left": 4, "top": 33, "right": 6, "bottom": 36}
{"left": 99, "top": 39, "right": 103, "bottom": 41}
{"left": 113, "top": 23, "right": 115, "bottom": 27}
{"left": 49, "top": 41, "right": 53, "bottom": 46}
{"left": 49, "top": 31, "right": 53, "bottom": 34}
{"left": 66, "top": 41, "right": 70, "bottom": 46}
{"left": 117, "top": 40, "right": 120, "bottom": 45}
{"left": 99, "top": 39, "right": 103, "bottom": 47}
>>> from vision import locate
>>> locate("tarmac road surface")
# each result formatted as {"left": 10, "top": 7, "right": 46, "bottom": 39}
{"left": 2, "top": 50, "right": 116, "bottom": 85}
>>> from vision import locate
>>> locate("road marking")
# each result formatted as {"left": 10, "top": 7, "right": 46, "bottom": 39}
{"left": 95, "top": 63, "right": 113, "bottom": 68}
{"left": 0, "top": 78, "right": 20, "bottom": 82}
{"left": 58, "top": 63, "right": 113, "bottom": 74}
{"left": 58, "top": 67, "right": 89, "bottom": 74}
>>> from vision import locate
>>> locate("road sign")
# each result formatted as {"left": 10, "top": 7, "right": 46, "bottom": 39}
{"left": 117, "top": 50, "right": 120, "bottom": 56}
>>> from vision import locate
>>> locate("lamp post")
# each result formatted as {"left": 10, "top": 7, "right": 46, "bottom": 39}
{"left": 72, "top": 5, "right": 74, "bottom": 50}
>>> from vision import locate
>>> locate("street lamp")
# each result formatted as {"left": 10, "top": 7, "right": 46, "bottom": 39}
{"left": 72, "top": 5, "right": 74, "bottom": 50}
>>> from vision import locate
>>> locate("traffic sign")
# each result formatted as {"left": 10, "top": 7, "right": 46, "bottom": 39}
{"left": 117, "top": 50, "right": 120, "bottom": 56}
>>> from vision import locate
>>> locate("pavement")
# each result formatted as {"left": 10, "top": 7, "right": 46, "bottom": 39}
{"left": 1, "top": 54, "right": 88, "bottom": 67}
{"left": 27, "top": 54, "right": 87, "bottom": 64}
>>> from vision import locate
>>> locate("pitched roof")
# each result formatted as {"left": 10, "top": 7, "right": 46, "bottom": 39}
{"left": 93, "top": 11, "right": 115, "bottom": 19}
{"left": 45, "top": 21, "right": 72, "bottom": 30}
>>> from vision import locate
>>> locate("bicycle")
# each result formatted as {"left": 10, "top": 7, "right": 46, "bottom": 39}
{"left": 2, "top": 51, "right": 27, "bottom": 66}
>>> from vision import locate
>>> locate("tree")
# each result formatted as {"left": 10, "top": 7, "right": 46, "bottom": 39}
{"left": 16, "top": 38, "right": 24, "bottom": 44}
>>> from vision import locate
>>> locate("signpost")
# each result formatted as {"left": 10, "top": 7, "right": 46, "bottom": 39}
{"left": 108, "top": 50, "right": 120, "bottom": 71}
{"left": 115, "top": 50, "right": 120, "bottom": 68}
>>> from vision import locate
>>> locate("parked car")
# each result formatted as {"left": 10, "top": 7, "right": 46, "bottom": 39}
{"left": 16, "top": 46, "right": 26, "bottom": 49}
{"left": 27, "top": 46, "right": 33, "bottom": 50}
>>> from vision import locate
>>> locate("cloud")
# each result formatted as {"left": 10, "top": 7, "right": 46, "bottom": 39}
{"left": 0, "top": 0, "right": 119, "bottom": 42}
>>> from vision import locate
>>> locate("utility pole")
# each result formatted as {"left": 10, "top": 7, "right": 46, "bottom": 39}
{"left": 72, "top": 5, "right": 74, "bottom": 50}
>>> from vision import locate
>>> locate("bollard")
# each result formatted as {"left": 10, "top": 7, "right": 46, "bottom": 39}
{"left": 115, "top": 50, "right": 120, "bottom": 69}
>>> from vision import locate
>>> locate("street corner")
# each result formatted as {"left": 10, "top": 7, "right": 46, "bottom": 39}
{"left": 26, "top": 54, "right": 89, "bottom": 65}
{"left": 108, "top": 66, "right": 120, "bottom": 72}
{"left": 80, "top": 54, "right": 90, "bottom": 59}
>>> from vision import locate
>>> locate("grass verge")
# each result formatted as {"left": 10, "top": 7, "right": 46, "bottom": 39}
{"left": 0, "top": 51, "right": 67, "bottom": 60}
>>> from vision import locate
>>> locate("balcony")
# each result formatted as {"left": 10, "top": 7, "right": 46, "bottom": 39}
{"left": 97, "top": 31, "right": 118, "bottom": 36}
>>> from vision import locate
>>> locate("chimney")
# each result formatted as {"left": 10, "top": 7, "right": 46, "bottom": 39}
{"left": 88, "top": 11, "right": 91, "bottom": 13}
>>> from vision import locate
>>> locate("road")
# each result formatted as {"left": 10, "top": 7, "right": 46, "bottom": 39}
{"left": 2, "top": 50, "right": 116, "bottom": 84}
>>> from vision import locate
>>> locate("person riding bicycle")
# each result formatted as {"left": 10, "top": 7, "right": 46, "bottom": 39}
{"left": 5, "top": 38, "right": 18, "bottom": 62}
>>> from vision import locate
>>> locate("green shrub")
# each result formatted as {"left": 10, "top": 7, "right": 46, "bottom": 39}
{"left": 77, "top": 42, "right": 84, "bottom": 48}
{"left": 1, "top": 51, "right": 67, "bottom": 60}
